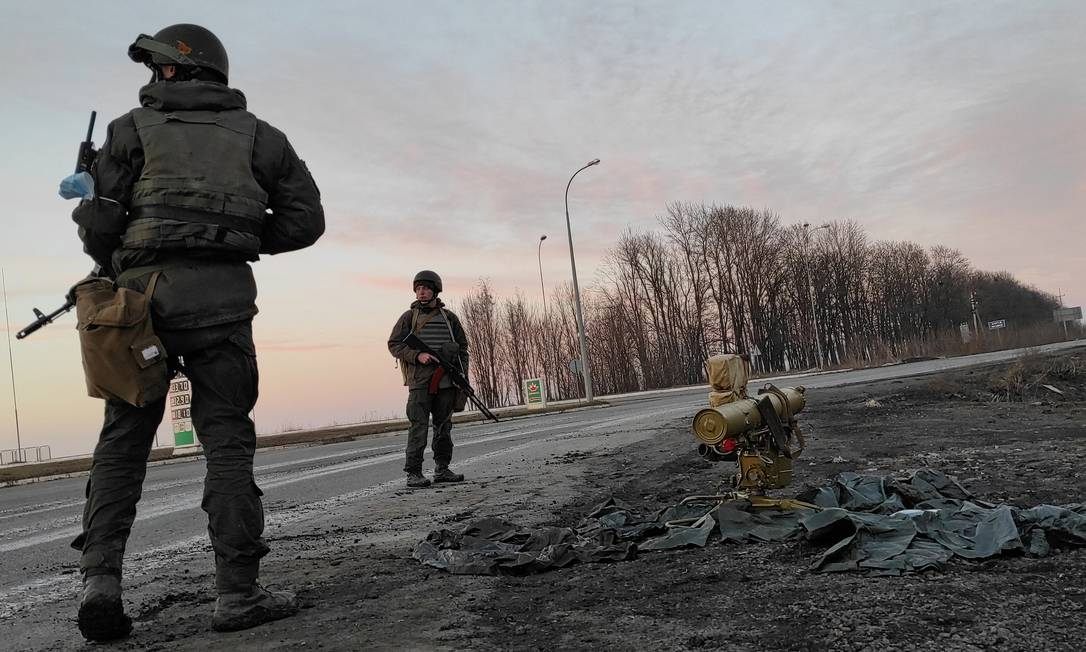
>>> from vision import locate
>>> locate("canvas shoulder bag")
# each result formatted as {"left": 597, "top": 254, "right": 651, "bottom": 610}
{"left": 72, "top": 272, "right": 169, "bottom": 407}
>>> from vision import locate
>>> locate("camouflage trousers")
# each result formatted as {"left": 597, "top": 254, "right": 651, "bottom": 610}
{"left": 72, "top": 321, "right": 269, "bottom": 589}
{"left": 403, "top": 387, "right": 458, "bottom": 473}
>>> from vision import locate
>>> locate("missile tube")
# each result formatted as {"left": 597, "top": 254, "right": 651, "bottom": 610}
{"left": 692, "top": 386, "right": 806, "bottom": 445}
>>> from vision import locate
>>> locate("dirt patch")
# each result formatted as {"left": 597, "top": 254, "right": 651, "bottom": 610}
{"left": 359, "top": 348, "right": 1083, "bottom": 651}
{"left": 22, "top": 349, "right": 1086, "bottom": 651}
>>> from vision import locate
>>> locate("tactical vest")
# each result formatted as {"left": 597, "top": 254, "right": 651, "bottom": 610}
{"left": 122, "top": 107, "right": 268, "bottom": 258}
{"left": 413, "top": 308, "right": 454, "bottom": 351}
{"left": 400, "top": 307, "right": 462, "bottom": 388}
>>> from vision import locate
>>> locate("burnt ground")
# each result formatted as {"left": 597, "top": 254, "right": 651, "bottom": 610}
{"left": 40, "top": 348, "right": 1086, "bottom": 651}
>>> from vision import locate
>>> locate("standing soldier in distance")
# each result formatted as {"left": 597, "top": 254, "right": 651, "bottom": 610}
{"left": 64, "top": 24, "right": 325, "bottom": 641}
{"left": 388, "top": 271, "right": 470, "bottom": 488}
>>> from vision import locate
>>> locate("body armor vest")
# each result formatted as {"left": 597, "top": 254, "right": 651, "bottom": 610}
{"left": 123, "top": 107, "right": 268, "bottom": 257}
{"left": 413, "top": 308, "right": 453, "bottom": 351}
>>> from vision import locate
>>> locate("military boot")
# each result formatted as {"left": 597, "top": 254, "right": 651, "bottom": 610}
{"left": 433, "top": 466, "right": 464, "bottom": 483}
{"left": 77, "top": 573, "right": 132, "bottom": 642}
{"left": 211, "top": 584, "right": 299, "bottom": 632}
{"left": 406, "top": 471, "right": 431, "bottom": 488}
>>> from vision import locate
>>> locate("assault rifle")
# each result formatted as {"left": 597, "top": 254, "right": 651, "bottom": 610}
{"left": 17, "top": 299, "right": 76, "bottom": 340}
{"left": 18, "top": 111, "right": 99, "bottom": 340}
{"left": 403, "top": 332, "right": 500, "bottom": 422}
{"left": 16, "top": 265, "right": 102, "bottom": 340}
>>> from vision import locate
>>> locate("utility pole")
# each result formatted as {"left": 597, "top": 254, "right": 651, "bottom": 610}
{"left": 802, "top": 223, "right": 828, "bottom": 368}
{"left": 1058, "top": 288, "right": 1068, "bottom": 340}
{"left": 2, "top": 269, "right": 22, "bottom": 463}
{"left": 970, "top": 291, "right": 979, "bottom": 331}
{"left": 970, "top": 290, "right": 983, "bottom": 344}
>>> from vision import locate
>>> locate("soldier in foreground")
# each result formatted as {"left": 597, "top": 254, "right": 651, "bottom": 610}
{"left": 388, "top": 271, "right": 471, "bottom": 488}
{"left": 64, "top": 24, "right": 324, "bottom": 641}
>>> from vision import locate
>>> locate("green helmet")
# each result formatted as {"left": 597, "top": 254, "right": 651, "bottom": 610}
{"left": 128, "top": 24, "right": 229, "bottom": 83}
{"left": 413, "top": 270, "right": 443, "bottom": 294}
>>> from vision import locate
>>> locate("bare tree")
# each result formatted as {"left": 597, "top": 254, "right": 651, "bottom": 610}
{"left": 456, "top": 203, "right": 1063, "bottom": 404}
{"left": 457, "top": 280, "right": 502, "bottom": 408}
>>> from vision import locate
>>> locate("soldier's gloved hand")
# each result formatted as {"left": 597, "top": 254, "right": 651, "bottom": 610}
{"left": 59, "top": 171, "right": 95, "bottom": 200}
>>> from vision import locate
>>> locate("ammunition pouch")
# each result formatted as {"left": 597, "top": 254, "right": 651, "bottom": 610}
{"left": 72, "top": 272, "right": 169, "bottom": 407}
{"left": 121, "top": 218, "right": 261, "bottom": 259}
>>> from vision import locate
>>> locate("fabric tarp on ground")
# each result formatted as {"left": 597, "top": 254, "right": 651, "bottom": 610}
{"left": 412, "top": 514, "right": 638, "bottom": 576}
{"left": 414, "top": 469, "right": 1086, "bottom": 576}
{"left": 413, "top": 495, "right": 806, "bottom": 575}
{"left": 801, "top": 469, "right": 1086, "bottom": 574}
{"left": 713, "top": 500, "right": 810, "bottom": 543}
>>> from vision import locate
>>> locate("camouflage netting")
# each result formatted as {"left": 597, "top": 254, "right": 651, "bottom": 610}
{"left": 413, "top": 469, "right": 1086, "bottom": 576}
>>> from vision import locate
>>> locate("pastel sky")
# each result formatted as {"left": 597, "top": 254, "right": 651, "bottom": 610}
{"left": 1, "top": 1, "right": 1083, "bottom": 458}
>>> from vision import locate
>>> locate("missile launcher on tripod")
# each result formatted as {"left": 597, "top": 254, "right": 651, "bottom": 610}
{"left": 691, "top": 354, "right": 808, "bottom": 501}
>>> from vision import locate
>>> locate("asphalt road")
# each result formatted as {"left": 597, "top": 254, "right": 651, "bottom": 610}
{"left": 0, "top": 339, "right": 1081, "bottom": 625}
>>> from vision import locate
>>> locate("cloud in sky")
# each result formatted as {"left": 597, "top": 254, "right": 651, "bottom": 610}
{"left": 1, "top": 0, "right": 1083, "bottom": 457}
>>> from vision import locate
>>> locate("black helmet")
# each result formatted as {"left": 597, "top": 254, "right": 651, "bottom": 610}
{"left": 413, "top": 270, "right": 443, "bottom": 294}
{"left": 128, "top": 24, "right": 229, "bottom": 83}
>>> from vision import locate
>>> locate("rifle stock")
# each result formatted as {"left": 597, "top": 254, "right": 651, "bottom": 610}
{"left": 402, "top": 332, "right": 499, "bottom": 422}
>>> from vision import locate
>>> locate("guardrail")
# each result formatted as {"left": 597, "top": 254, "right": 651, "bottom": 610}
{"left": 1, "top": 445, "right": 52, "bottom": 465}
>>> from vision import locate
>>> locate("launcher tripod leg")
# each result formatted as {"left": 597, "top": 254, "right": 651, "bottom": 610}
{"left": 675, "top": 492, "right": 819, "bottom": 512}
{"left": 745, "top": 495, "right": 820, "bottom": 511}
{"left": 661, "top": 495, "right": 735, "bottom": 528}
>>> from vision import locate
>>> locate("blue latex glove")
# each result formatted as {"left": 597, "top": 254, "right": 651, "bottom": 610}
{"left": 59, "top": 171, "right": 95, "bottom": 200}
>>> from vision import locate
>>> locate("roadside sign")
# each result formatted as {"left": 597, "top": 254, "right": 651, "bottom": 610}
{"left": 523, "top": 377, "right": 546, "bottom": 409}
{"left": 169, "top": 376, "right": 196, "bottom": 447}
{"left": 987, "top": 320, "right": 1006, "bottom": 330}
{"left": 1054, "top": 307, "right": 1082, "bottom": 323}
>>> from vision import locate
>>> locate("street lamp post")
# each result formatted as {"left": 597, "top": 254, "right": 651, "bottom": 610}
{"left": 802, "top": 223, "right": 829, "bottom": 368}
{"left": 565, "top": 158, "right": 600, "bottom": 402}
{"left": 537, "top": 235, "right": 548, "bottom": 314}
{"left": 537, "top": 234, "right": 550, "bottom": 399}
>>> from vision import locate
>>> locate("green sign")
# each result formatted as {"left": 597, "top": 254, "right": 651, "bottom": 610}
{"left": 169, "top": 376, "right": 197, "bottom": 447}
{"left": 523, "top": 378, "right": 545, "bottom": 407}
{"left": 173, "top": 422, "right": 194, "bottom": 447}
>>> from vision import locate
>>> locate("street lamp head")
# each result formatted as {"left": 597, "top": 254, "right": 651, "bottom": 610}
{"left": 587, "top": 158, "right": 600, "bottom": 166}
{"left": 540, "top": 234, "right": 547, "bottom": 241}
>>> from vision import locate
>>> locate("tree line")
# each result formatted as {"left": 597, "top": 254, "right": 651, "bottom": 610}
{"left": 457, "top": 202, "right": 1065, "bottom": 407}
